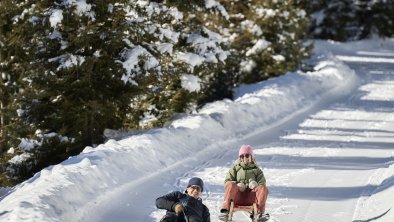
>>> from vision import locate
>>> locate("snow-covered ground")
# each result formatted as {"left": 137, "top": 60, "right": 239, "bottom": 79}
{"left": 0, "top": 38, "right": 394, "bottom": 222}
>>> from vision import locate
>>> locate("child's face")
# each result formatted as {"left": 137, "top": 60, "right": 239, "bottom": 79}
{"left": 187, "top": 185, "right": 201, "bottom": 199}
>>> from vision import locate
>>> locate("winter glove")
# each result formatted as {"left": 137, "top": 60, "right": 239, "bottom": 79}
{"left": 249, "top": 179, "right": 258, "bottom": 190}
{"left": 174, "top": 203, "right": 184, "bottom": 214}
{"left": 237, "top": 182, "right": 246, "bottom": 192}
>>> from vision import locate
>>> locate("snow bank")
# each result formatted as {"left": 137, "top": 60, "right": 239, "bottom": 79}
{"left": 0, "top": 54, "right": 358, "bottom": 221}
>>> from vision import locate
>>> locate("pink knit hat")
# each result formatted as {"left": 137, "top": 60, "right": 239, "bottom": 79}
{"left": 239, "top": 144, "right": 253, "bottom": 157}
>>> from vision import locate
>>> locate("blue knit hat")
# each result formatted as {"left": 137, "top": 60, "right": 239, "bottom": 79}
{"left": 187, "top": 177, "right": 204, "bottom": 192}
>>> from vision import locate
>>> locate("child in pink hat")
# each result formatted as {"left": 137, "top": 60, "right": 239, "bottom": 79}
{"left": 219, "top": 145, "right": 269, "bottom": 222}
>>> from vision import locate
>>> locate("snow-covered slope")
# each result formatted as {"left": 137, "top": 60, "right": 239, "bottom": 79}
{"left": 1, "top": 38, "right": 394, "bottom": 222}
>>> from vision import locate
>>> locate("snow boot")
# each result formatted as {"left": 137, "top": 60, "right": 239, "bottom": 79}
{"left": 256, "top": 213, "right": 270, "bottom": 222}
{"left": 218, "top": 209, "right": 229, "bottom": 221}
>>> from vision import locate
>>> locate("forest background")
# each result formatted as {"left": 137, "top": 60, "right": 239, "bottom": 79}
{"left": 0, "top": 0, "right": 393, "bottom": 186}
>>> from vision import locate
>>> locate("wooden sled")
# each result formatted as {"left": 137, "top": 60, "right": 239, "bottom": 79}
{"left": 227, "top": 200, "right": 258, "bottom": 222}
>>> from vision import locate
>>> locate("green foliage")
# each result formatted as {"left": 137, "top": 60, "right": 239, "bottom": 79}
{"left": 0, "top": 151, "right": 34, "bottom": 186}
{"left": 202, "top": 0, "right": 311, "bottom": 83}
{"left": 0, "top": 0, "right": 30, "bottom": 152}
{"left": 300, "top": 0, "right": 394, "bottom": 41}
{"left": 0, "top": 0, "right": 137, "bottom": 185}
{"left": 119, "top": 1, "right": 232, "bottom": 128}
{"left": 365, "top": 0, "right": 394, "bottom": 38}
{"left": 164, "top": 0, "right": 205, "bottom": 11}
{"left": 24, "top": 0, "right": 133, "bottom": 143}
{"left": 0, "top": 0, "right": 312, "bottom": 186}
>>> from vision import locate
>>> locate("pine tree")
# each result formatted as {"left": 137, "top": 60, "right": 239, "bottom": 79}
{"left": 0, "top": 0, "right": 12, "bottom": 150}
{"left": 0, "top": 0, "right": 38, "bottom": 185}
{"left": 370, "top": 0, "right": 394, "bottom": 37}
{"left": 299, "top": 0, "right": 394, "bottom": 40}
{"left": 163, "top": 1, "right": 233, "bottom": 112}
{"left": 1, "top": 0, "right": 137, "bottom": 184}
{"left": 1, "top": 0, "right": 313, "bottom": 186}
{"left": 121, "top": 1, "right": 231, "bottom": 128}
{"left": 200, "top": 0, "right": 311, "bottom": 84}
{"left": 0, "top": 0, "right": 27, "bottom": 152}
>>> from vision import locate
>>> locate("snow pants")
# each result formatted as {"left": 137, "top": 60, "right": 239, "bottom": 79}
{"left": 222, "top": 182, "right": 269, "bottom": 214}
